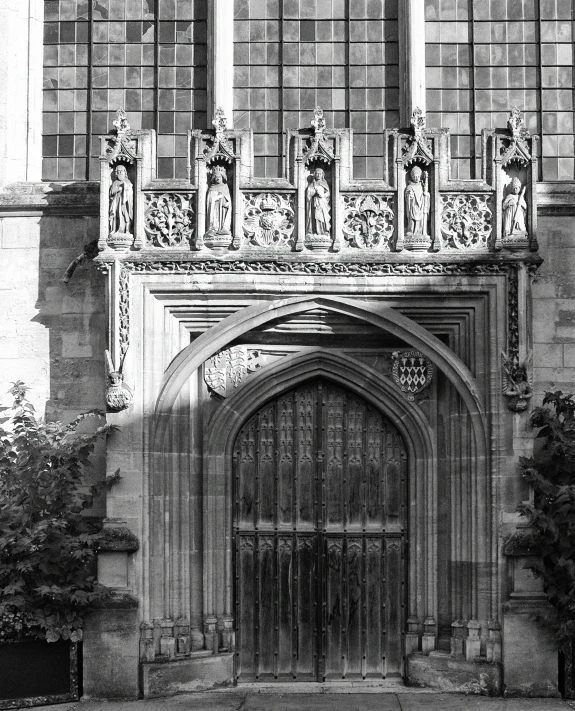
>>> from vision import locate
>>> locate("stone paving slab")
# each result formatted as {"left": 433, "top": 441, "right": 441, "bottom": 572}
{"left": 43, "top": 693, "right": 572, "bottom": 711}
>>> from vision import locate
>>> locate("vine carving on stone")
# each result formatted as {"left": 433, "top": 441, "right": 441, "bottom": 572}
{"left": 119, "top": 266, "right": 130, "bottom": 357}
{"left": 440, "top": 194, "right": 493, "bottom": 250}
{"left": 342, "top": 194, "right": 394, "bottom": 249}
{"left": 243, "top": 193, "right": 295, "bottom": 248}
{"left": 144, "top": 193, "right": 195, "bottom": 248}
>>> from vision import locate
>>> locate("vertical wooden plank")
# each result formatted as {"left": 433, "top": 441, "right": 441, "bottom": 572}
{"left": 346, "top": 398, "right": 364, "bottom": 529}
{"left": 278, "top": 394, "right": 294, "bottom": 527}
{"left": 296, "top": 386, "right": 315, "bottom": 527}
{"left": 325, "top": 386, "right": 344, "bottom": 529}
{"left": 296, "top": 535, "right": 316, "bottom": 679}
{"left": 278, "top": 536, "right": 293, "bottom": 678}
{"left": 238, "top": 536, "right": 256, "bottom": 680}
{"left": 366, "top": 409, "right": 383, "bottom": 529}
{"left": 366, "top": 538, "right": 384, "bottom": 678}
{"left": 237, "top": 419, "right": 256, "bottom": 529}
{"left": 325, "top": 537, "right": 343, "bottom": 678}
{"left": 258, "top": 535, "right": 275, "bottom": 678}
{"left": 258, "top": 406, "right": 275, "bottom": 528}
{"left": 346, "top": 538, "right": 363, "bottom": 679}
{"left": 385, "top": 539, "right": 403, "bottom": 677}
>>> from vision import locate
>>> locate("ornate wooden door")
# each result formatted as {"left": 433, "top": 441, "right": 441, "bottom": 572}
{"left": 234, "top": 378, "right": 407, "bottom": 682}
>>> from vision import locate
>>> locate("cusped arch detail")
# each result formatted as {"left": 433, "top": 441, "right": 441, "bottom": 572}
{"left": 153, "top": 295, "right": 487, "bottom": 453}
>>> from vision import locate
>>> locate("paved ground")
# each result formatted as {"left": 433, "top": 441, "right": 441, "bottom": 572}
{"left": 45, "top": 691, "right": 574, "bottom": 711}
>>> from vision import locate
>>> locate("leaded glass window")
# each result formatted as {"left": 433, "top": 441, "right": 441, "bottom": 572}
{"left": 233, "top": 0, "right": 400, "bottom": 179}
{"left": 42, "top": 0, "right": 207, "bottom": 181}
{"left": 425, "top": 0, "right": 574, "bottom": 181}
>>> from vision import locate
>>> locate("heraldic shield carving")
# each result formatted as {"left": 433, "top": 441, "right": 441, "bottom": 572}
{"left": 392, "top": 350, "right": 434, "bottom": 400}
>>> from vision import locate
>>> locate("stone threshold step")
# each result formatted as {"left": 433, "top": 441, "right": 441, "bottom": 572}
{"left": 230, "top": 681, "right": 440, "bottom": 694}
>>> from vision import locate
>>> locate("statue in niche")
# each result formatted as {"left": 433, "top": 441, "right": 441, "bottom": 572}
{"left": 405, "top": 165, "right": 430, "bottom": 236}
{"left": 206, "top": 165, "right": 232, "bottom": 236}
{"left": 109, "top": 164, "right": 134, "bottom": 235}
{"left": 502, "top": 176, "right": 527, "bottom": 237}
{"left": 305, "top": 167, "right": 331, "bottom": 236}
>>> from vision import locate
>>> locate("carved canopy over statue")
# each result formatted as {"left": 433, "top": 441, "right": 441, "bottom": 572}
{"left": 109, "top": 165, "right": 134, "bottom": 235}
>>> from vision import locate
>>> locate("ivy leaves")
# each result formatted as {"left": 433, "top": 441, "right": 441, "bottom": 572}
{"left": 519, "top": 391, "right": 575, "bottom": 648}
{"left": 0, "top": 382, "right": 119, "bottom": 643}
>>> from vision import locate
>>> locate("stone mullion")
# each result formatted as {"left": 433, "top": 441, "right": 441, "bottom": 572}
{"left": 0, "top": 0, "right": 44, "bottom": 187}
{"left": 399, "top": 0, "right": 426, "bottom": 126}
{"left": 207, "top": 0, "right": 234, "bottom": 127}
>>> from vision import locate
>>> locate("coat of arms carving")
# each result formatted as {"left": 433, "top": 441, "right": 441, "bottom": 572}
{"left": 204, "top": 347, "right": 262, "bottom": 397}
{"left": 392, "top": 350, "right": 434, "bottom": 400}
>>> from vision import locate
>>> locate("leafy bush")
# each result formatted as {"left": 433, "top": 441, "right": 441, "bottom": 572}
{"left": 518, "top": 391, "right": 575, "bottom": 649}
{"left": 0, "top": 382, "right": 118, "bottom": 643}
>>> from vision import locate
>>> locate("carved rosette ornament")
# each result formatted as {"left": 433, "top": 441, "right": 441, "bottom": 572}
{"left": 144, "top": 193, "right": 195, "bottom": 248}
{"left": 392, "top": 350, "right": 434, "bottom": 401}
{"left": 204, "top": 347, "right": 262, "bottom": 398}
{"left": 243, "top": 193, "right": 295, "bottom": 248}
{"left": 342, "top": 194, "right": 394, "bottom": 250}
{"left": 440, "top": 194, "right": 493, "bottom": 250}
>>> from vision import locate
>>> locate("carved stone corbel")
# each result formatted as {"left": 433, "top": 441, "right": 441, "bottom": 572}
{"left": 105, "top": 349, "right": 133, "bottom": 412}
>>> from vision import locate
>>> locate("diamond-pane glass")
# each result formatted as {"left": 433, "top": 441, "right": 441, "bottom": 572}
{"left": 42, "top": 0, "right": 207, "bottom": 180}
{"left": 233, "top": 0, "right": 400, "bottom": 179}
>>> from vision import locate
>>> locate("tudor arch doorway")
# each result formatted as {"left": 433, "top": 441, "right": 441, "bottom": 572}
{"left": 233, "top": 378, "right": 407, "bottom": 682}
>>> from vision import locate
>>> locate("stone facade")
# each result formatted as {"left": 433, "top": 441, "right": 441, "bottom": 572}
{"left": 1, "top": 0, "right": 574, "bottom": 700}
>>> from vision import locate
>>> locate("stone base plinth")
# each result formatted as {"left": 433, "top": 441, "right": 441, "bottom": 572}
{"left": 503, "top": 597, "right": 559, "bottom": 697}
{"left": 406, "top": 652, "right": 501, "bottom": 695}
{"left": 82, "top": 593, "right": 140, "bottom": 699}
{"left": 141, "top": 652, "right": 234, "bottom": 697}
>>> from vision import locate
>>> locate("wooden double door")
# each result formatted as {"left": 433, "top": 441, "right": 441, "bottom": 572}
{"left": 233, "top": 378, "right": 407, "bottom": 682}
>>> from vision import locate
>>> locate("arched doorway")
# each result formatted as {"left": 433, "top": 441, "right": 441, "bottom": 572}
{"left": 233, "top": 377, "right": 407, "bottom": 682}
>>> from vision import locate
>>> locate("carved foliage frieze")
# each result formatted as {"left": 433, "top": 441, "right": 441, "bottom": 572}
{"left": 243, "top": 193, "right": 295, "bottom": 248}
{"left": 144, "top": 193, "right": 195, "bottom": 248}
{"left": 342, "top": 194, "right": 394, "bottom": 250}
{"left": 440, "top": 194, "right": 493, "bottom": 250}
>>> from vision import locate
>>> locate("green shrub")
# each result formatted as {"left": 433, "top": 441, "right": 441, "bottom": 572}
{"left": 519, "top": 391, "right": 575, "bottom": 649}
{"left": 0, "top": 382, "right": 118, "bottom": 643}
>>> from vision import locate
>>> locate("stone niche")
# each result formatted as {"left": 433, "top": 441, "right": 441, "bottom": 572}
{"left": 92, "top": 106, "right": 544, "bottom": 698}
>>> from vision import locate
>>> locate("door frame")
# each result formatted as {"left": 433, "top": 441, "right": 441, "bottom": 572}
{"left": 203, "top": 348, "right": 438, "bottom": 665}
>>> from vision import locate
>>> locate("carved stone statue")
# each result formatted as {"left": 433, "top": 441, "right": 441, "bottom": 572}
{"left": 105, "top": 349, "right": 133, "bottom": 412}
{"left": 502, "top": 177, "right": 527, "bottom": 237}
{"left": 502, "top": 353, "right": 533, "bottom": 412}
{"left": 206, "top": 165, "right": 232, "bottom": 237}
{"left": 109, "top": 165, "right": 134, "bottom": 235}
{"left": 405, "top": 165, "right": 430, "bottom": 236}
{"left": 305, "top": 167, "right": 331, "bottom": 236}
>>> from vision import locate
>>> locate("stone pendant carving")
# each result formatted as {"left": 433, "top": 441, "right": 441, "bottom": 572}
{"left": 392, "top": 350, "right": 434, "bottom": 401}
{"left": 144, "top": 193, "right": 194, "bottom": 248}
{"left": 404, "top": 166, "right": 431, "bottom": 251}
{"left": 440, "top": 194, "right": 493, "bottom": 250}
{"left": 105, "top": 349, "right": 133, "bottom": 412}
{"left": 204, "top": 347, "right": 262, "bottom": 398}
{"left": 305, "top": 166, "right": 332, "bottom": 251}
{"left": 342, "top": 194, "right": 394, "bottom": 249}
{"left": 243, "top": 193, "right": 295, "bottom": 248}
{"left": 502, "top": 352, "right": 533, "bottom": 412}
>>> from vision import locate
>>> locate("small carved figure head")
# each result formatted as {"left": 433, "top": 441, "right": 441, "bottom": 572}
{"left": 313, "top": 167, "right": 325, "bottom": 181}
{"left": 115, "top": 165, "right": 128, "bottom": 181}
{"left": 513, "top": 365, "right": 527, "bottom": 383}
{"left": 510, "top": 176, "right": 522, "bottom": 194}
{"left": 410, "top": 166, "right": 422, "bottom": 183}
{"left": 211, "top": 165, "right": 227, "bottom": 185}
{"left": 109, "top": 370, "right": 123, "bottom": 386}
